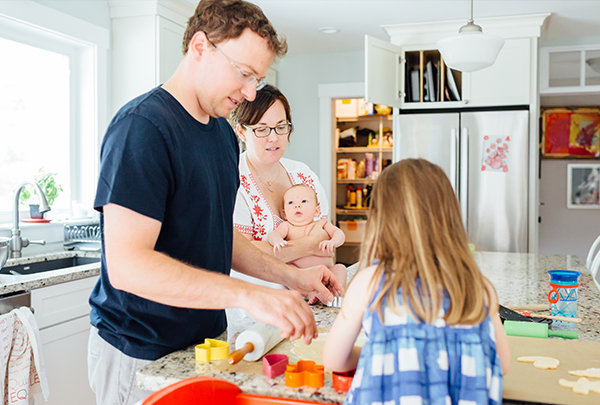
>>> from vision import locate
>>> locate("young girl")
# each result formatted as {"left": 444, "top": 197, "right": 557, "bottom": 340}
{"left": 322, "top": 158, "right": 510, "bottom": 405}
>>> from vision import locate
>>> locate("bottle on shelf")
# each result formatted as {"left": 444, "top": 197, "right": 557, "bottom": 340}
{"left": 356, "top": 186, "right": 363, "bottom": 208}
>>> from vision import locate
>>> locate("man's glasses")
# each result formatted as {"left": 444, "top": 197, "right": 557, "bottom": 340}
{"left": 243, "top": 122, "right": 293, "bottom": 138}
{"left": 208, "top": 38, "right": 267, "bottom": 90}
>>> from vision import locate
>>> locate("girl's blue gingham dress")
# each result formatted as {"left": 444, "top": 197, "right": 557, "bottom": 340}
{"left": 345, "top": 282, "right": 503, "bottom": 405}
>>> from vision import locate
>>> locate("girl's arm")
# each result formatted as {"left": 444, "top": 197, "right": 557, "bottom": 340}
{"left": 323, "top": 266, "right": 376, "bottom": 372}
{"left": 485, "top": 279, "right": 511, "bottom": 375}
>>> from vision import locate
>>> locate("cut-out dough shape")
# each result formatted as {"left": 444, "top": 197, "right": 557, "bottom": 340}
{"left": 569, "top": 368, "right": 600, "bottom": 379}
{"left": 517, "top": 356, "right": 560, "bottom": 370}
{"left": 559, "top": 378, "right": 600, "bottom": 395}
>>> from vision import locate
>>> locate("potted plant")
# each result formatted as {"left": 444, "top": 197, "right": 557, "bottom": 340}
{"left": 19, "top": 168, "right": 63, "bottom": 219}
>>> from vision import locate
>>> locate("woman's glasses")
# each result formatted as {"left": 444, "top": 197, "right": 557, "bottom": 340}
{"left": 243, "top": 122, "right": 292, "bottom": 138}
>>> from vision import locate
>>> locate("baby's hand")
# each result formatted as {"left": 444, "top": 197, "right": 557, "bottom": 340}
{"left": 319, "top": 240, "right": 335, "bottom": 254}
{"left": 273, "top": 241, "right": 294, "bottom": 255}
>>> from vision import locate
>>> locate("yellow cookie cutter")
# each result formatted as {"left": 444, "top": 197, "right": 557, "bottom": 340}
{"left": 195, "top": 339, "right": 229, "bottom": 362}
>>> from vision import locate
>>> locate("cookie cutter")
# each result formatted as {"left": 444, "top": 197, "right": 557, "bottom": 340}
{"left": 262, "top": 354, "right": 289, "bottom": 378}
{"left": 332, "top": 369, "right": 355, "bottom": 392}
{"left": 195, "top": 338, "right": 229, "bottom": 362}
{"left": 284, "top": 360, "right": 324, "bottom": 388}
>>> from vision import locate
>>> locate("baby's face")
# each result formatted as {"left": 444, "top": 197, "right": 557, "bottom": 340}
{"left": 283, "top": 186, "right": 318, "bottom": 226}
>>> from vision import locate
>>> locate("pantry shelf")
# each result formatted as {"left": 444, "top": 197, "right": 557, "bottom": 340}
{"left": 337, "top": 114, "right": 392, "bottom": 123}
{"left": 337, "top": 147, "right": 393, "bottom": 153}
{"left": 336, "top": 208, "right": 369, "bottom": 216}
{"left": 337, "top": 179, "right": 377, "bottom": 184}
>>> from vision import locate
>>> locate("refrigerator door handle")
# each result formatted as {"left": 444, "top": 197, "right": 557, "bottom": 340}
{"left": 450, "top": 128, "right": 458, "bottom": 195}
{"left": 460, "top": 127, "right": 469, "bottom": 229}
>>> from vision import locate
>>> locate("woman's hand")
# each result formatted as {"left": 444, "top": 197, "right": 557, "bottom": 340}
{"left": 286, "top": 264, "right": 343, "bottom": 304}
{"left": 308, "top": 227, "right": 332, "bottom": 257}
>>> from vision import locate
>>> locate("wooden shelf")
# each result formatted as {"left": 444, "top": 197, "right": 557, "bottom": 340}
{"left": 336, "top": 114, "right": 392, "bottom": 123}
{"left": 341, "top": 242, "right": 362, "bottom": 247}
{"left": 337, "top": 208, "right": 369, "bottom": 215}
{"left": 336, "top": 178, "right": 377, "bottom": 184}
{"left": 337, "top": 147, "right": 393, "bottom": 153}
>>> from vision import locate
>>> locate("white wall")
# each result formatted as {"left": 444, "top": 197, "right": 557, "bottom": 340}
{"left": 539, "top": 160, "right": 600, "bottom": 261}
{"left": 277, "top": 51, "right": 364, "bottom": 175}
{"left": 32, "top": 0, "right": 111, "bottom": 29}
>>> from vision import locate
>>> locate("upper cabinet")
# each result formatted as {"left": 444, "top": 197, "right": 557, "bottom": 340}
{"left": 109, "top": 0, "right": 195, "bottom": 114}
{"left": 365, "top": 14, "right": 550, "bottom": 109}
{"left": 539, "top": 45, "right": 600, "bottom": 95}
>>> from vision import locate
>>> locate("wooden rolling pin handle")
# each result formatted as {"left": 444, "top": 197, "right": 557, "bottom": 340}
{"left": 506, "top": 304, "right": 550, "bottom": 311}
{"left": 227, "top": 342, "right": 254, "bottom": 365}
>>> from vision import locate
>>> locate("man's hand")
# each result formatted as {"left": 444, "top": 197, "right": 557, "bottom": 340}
{"left": 243, "top": 288, "right": 318, "bottom": 345}
{"left": 287, "top": 264, "right": 343, "bottom": 305}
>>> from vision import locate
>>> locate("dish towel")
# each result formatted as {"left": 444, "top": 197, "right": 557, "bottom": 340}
{"left": 0, "top": 307, "right": 49, "bottom": 405}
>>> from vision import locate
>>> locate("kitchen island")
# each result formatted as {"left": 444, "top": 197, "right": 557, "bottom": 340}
{"left": 136, "top": 252, "right": 600, "bottom": 404}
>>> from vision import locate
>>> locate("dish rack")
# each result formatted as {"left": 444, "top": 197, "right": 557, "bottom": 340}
{"left": 63, "top": 224, "right": 101, "bottom": 251}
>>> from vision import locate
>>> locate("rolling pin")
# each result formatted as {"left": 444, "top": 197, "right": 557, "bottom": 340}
{"left": 515, "top": 310, "right": 582, "bottom": 324}
{"left": 227, "top": 322, "right": 283, "bottom": 364}
{"left": 503, "top": 320, "right": 578, "bottom": 339}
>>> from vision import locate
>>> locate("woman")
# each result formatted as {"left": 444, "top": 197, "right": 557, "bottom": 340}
{"left": 228, "top": 85, "right": 333, "bottom": 337}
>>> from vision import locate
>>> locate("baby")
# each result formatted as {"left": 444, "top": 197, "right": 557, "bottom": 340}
{"left": 269, "top": 184, "right": 347, "bottom": 304}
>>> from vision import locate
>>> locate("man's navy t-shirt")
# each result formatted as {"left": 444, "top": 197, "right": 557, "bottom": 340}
{"left": 90, "top": 87, "right": 239, "bottom": 360}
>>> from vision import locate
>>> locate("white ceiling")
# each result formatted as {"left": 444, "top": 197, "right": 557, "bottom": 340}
{"left": 187, "top": 1, "right": 600, "bottom": 56}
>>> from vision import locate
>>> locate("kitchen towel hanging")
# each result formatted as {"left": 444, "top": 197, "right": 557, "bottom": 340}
{"left": 0, "top": 307, "right": 49, "bottom": 405}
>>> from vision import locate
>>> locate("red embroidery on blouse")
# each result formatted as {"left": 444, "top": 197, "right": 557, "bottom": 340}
{"left": 252, "top": 203, "right": 267, "bottom": 221}
{"left": 253, "top": 223, "right": 266, "bottom": 240}
{"left": 296, "top": 173, "right": 316, "bottom": 191}
{"left": 240, "top": 175, "right": 251, "bottom": 193}
{"left": 235, "top": 224, "right": 253, "bottom": 234}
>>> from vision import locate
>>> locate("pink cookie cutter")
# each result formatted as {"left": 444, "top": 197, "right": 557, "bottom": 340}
{"left": 262, "top": 354, "right": 289, "bottom": 378}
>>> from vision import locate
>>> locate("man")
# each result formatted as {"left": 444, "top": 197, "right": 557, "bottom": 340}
{"left": 87, "top": 1, "right": 342, "bottom": 404}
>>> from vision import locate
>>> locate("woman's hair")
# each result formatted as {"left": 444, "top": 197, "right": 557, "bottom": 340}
{"left": 229, "top": 84, "right": 294, "bottom": 141}
{"left": 360, "top": 158, "right": 494, "bottom": 325}
{"left": 182, "top": 0, "right": 287, "bottom": 57}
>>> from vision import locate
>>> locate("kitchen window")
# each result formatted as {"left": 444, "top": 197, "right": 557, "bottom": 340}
{"left": 0, "top": 1, "right": 109, "bottom": 225}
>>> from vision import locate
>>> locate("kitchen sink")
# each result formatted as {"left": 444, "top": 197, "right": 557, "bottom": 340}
{"left": 0, "top": 257, "right": 100, "bottom": 276}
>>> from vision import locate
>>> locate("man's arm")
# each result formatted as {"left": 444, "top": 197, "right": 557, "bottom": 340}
{"left": 103, "top": 203, "right": 335, "bottom": 343}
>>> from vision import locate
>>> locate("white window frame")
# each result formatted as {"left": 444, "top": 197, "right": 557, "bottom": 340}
{"left": 0, "top": 0, "right": 109, "bottom": 226}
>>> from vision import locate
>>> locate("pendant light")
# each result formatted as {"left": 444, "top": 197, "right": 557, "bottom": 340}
{"left": 437, "top": 0, "right": 505, "bottom": 72}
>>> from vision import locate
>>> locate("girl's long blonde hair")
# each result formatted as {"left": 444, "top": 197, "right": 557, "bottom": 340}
{"left": 360, "top": 158, "right": 493, "bottom": 325}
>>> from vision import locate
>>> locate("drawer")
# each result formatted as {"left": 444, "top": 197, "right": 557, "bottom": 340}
{"left": 31, "top": 276, "right": 98, "bottom": 330}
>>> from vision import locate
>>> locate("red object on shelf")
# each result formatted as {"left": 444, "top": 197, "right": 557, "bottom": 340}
{"left": 21, "top": 218, "right": 51, "bottom": 223}
{"left": 332, "top": 370, "right": 355, "bottom": 392}
{"left": 141, "top": 376, "right": 324, "bottom": 405}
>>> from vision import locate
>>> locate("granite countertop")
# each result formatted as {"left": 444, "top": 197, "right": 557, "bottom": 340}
{"left": 136, "top": 252, "right": 600, "bottom": 403}
{"left": 0, "top": 250, "right": 101, "bottom": 294}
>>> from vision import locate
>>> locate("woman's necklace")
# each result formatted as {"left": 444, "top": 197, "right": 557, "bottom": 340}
{"left": 247, "top": 157, "right": 281, "bottom": 193}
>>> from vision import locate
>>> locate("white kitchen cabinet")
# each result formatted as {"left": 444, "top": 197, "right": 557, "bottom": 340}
{"left": 367, "top": 14, "right": 549, "bottom": 109}
{"left": 109, "top": 0, "right": 194, "bottom": 113}
{"left": 539, "top": 44, "right": 600, "bottom": 95}
{"left": 32, "top": 276, "right": 99, "bottom": 405}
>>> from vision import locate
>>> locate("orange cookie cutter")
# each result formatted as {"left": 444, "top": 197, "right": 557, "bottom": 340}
{"left": 284, "top": 360, "right": 324, "bottom": 388}
{"left": 332, "top": 369, "right": 355, "bottom": 392}
{"left": 195, "top": 339, "right": 229, "bottom": 362}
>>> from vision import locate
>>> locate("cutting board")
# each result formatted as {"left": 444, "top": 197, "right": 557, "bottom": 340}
{"left": 504, "top": 336, "right": 600, "bottom": 404}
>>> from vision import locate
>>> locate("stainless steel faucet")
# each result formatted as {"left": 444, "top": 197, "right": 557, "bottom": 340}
{"left": 11, "top": 181, "right": 51, "bottom": 258}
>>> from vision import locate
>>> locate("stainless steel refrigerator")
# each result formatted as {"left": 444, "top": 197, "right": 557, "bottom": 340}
{"left": 394, "top": 108, "right": 530, "bottom": 252}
